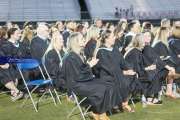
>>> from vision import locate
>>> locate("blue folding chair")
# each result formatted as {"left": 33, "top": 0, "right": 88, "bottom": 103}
{"left": 17, "top": 59, "right": 58, "bottom": 112}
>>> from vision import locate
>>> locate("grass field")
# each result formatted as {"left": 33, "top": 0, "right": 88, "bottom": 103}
{"left": 0, "top": 94, "right": 180, "bottom": 120}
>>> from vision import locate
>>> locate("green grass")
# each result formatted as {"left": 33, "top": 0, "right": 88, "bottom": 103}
{"left": 0, "top": 94, "right": 180, "bottom": 120}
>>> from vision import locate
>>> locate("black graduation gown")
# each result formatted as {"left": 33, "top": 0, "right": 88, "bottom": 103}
{"left": 0, "top": 49, "right": 16, "bottom": 85}
{"left": 96, "top": 46, "right": 131, "bottom": 102}
{"left": 44, "top": 49, "right": 65, "bottom": 89}
{"left": 0, "top": 40, "right": 24, "bottom": 84}
{"left": 30, "top": 36, "right": 49, "bottom": 63}
{"left": 84, "top": 39, "right": 97, "bottom": 60}
{"left": 62, "top": 30, "right": 70, "bottom": 48}
{"left": 169, "top": 37, "right": 180, "bottom": 73}
{"left": 122, "top": 33, "right": 134, "bottom": 54}
{"left": 20, "top": 39, "right": 31, "bottom": 58}
{"left": 114, "top": 36, "right": 125, "bottom": 53}
{"left": 62, "top": 52, "right": 115, "bottom": 113}
{"left": 152, "top": 41, "right": 174, "bottom": 67}
{"left": 124, "top": 48, "right": 163, "bottom": 96}
{"left": 142, "top": 45, "right": 169, "bottom": 96}
{"left": 124, "top": 48, "right": 146, "bottom": 95}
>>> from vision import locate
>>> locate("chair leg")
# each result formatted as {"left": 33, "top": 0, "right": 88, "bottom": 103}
{"left": 67, "top": 105, "right": 79, "bottom": 118}
{"left": 84, "top": 105, "right": 92, "bottom": 116}
{"left": 49, "top": 89, "right": 57, "bottom": 106}
{"left": 67, "top": 96, "right": 87, "bottom": 120}
{"left": 77, "top": 102, "right": 86, "bottom": 120}
{"left": 130, "top": 98, "right": 136, "bottom": 108}
{"left": 53, "top": 89, "right": 61, "bottom": 104}
{"left": 38, "top": 91, "right": 48, "bottom": 103}
{"left": 28, "top": 91, "right": 38, "bottom": 112}
{"left": 74, "top": 95, "right": 86, "bottom": 120}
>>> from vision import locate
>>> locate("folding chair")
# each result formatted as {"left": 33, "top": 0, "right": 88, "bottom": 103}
{"left": 17, "top": 58, "right": 59, "bottom": 112}
{"left": 67, "top": 91, "right": 91, "bottom": 120}
{"left": 42, "top": 63, "right": 64, "bottom": 104}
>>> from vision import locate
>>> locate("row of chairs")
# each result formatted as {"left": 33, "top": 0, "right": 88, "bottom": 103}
{"left": 2, "top": 58, "right": 180, "bottom": 120}
{"left": 16, "top": 58, "right": 88, "bottom": 120}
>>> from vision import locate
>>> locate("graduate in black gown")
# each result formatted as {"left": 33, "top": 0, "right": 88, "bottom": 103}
{"left": 151, "top": 27, "right": 175, "bottom": 66}
{"left": 20, "top": 25, "right": 34, "bottom": 58}
{"left": 84, "top": 25, "right": 100, "bottom": 60}
{"left": 114, "top": 19, "right": 128, "bottom": 52}
{"left": 43, "top": 27, "right": 65, "bottom": 90}
{"left": 30, "top": 23, "right": 50, "bottom": 63}
{"left": 124, "top": 34, "right": 163, "bottom": 105}
{"left": 122, "top": 20, "right": 141, "bottom": 54}
{"left": 0, "top": 28, "right": 24, "bottom": 101}
{"left": 84, "top": 38, "right": 97, "bottom": 60}
{"left": 169, "top": 21, "right": 180, "bottom": 74}
{"left": 114, "top": 25, "right": 125, "bottom": 53}
{"left": 62, "top": 32, "right": 113, "bottom": 120}
{"left": 96, "top": 30, "right": 136, "bottom": 112}
{"left": 143, "top": 31, "right": 177, "bottom": 99}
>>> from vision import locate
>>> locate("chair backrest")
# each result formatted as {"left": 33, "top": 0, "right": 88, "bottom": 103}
{"left": 17, "top": 59, "right": 39, "bottom": 70}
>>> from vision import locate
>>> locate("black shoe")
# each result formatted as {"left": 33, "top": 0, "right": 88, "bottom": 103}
{"left": 153, "top": 100, "right": 163, "bottom": 105}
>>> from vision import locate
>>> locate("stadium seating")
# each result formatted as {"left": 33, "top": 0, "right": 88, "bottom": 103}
{"left": 0, "top": 0, "right": 81, "bottom": 22}
{"left": 85, "top": 0, "right": 180, "bottom": 20}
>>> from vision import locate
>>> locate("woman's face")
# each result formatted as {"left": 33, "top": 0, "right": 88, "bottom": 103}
{"left": 57, "top": 22, "right": 64, "bottom": 31}
{"left": 78, "top": 34, "right": 85, "bottom": 49}
{"left": 13, "top": 29, "right": 21, "bottom": 41}
{"left": 109, "top": 25, "right": 115, "bottom": 32}
{"left": 122, "top": 23, "right": 127, "bottom": 30}
{"left": 52, "top": 31, "right": 64, "bottom": 50}
{"left": 143, "top": 32, "right": 152, "bottom": 44}
{"left": 140, "top": 36, "right": 145, "bottom": 49}
{"left": 82, "top": 27, "right": 87, "bottom": 35}
{"left": 55, "top": 33, "right": 64, "bottom": 50}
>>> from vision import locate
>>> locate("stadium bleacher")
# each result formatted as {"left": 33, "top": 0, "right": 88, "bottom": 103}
{"left": 85, "top": 0, "right": 180, "bottom": 20}
{"left": 0, "top": 0, "right": 81, "bottom": 22}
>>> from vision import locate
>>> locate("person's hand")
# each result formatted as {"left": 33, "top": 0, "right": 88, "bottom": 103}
{"left": 87, "top": 57, "right": 99, "bottom": 67}
{"left": 169, "top": 67, "right": 175, "bottom": 75}
{"left": 123, "top": 70, "right": 136, "bottom": 76}
{"left": 145, "top": 64, "right": 156, "bottom": 71}
{"left": 0, "top": 63, "right": 9, "bottom": 69}
{"left": 148, "top": 64, "right": 156, "bottom": 70}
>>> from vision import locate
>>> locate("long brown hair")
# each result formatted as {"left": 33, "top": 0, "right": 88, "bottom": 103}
{"left": 21, "top": 26, "right": 34, "bottom": 42}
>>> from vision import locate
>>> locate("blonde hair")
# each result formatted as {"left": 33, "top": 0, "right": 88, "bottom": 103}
{"left": 153, "top": 27, "right": 169, "bottom": 47}
{"left": 85, "top": 25, "right": 100, "bottom": 43}
{"left": 67, "top": 32, "right": 83, "bottom": 55}
{"left": 127, "top": 34, "right": 144, "bottom": 50}
{"left": 42, "top": 27, "right": 63, "bottom": 63}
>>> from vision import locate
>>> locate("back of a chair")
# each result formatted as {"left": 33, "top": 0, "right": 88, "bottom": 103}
{"left": 17, "top": 59, "right": 39, "bottom": 70}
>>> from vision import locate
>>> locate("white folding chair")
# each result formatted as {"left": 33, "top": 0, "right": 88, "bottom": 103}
{"left": 67, "top": 91, "right": 91, "bottom": 120}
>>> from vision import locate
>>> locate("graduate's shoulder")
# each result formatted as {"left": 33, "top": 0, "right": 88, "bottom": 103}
{"left": 62, "top": 52, "right": 78, "bottom": 63}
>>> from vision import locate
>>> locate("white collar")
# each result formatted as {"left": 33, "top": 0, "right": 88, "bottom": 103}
{"left": 37, "top": 35, "right": 47, "bottom": 40}
{"left": 97, "top": 47, "right": 113, "bottom": 52}
{"left": 125, "top": 32, "right": 136, "bottom": 37}
{"left": 124, "top": 47, "right": 135, "bottom": 58}
{"left": 151, "top": 40, "right": 161, "bottom": 47}
{"left": 8, "top": 39, "right": 19, "bottom": 47}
